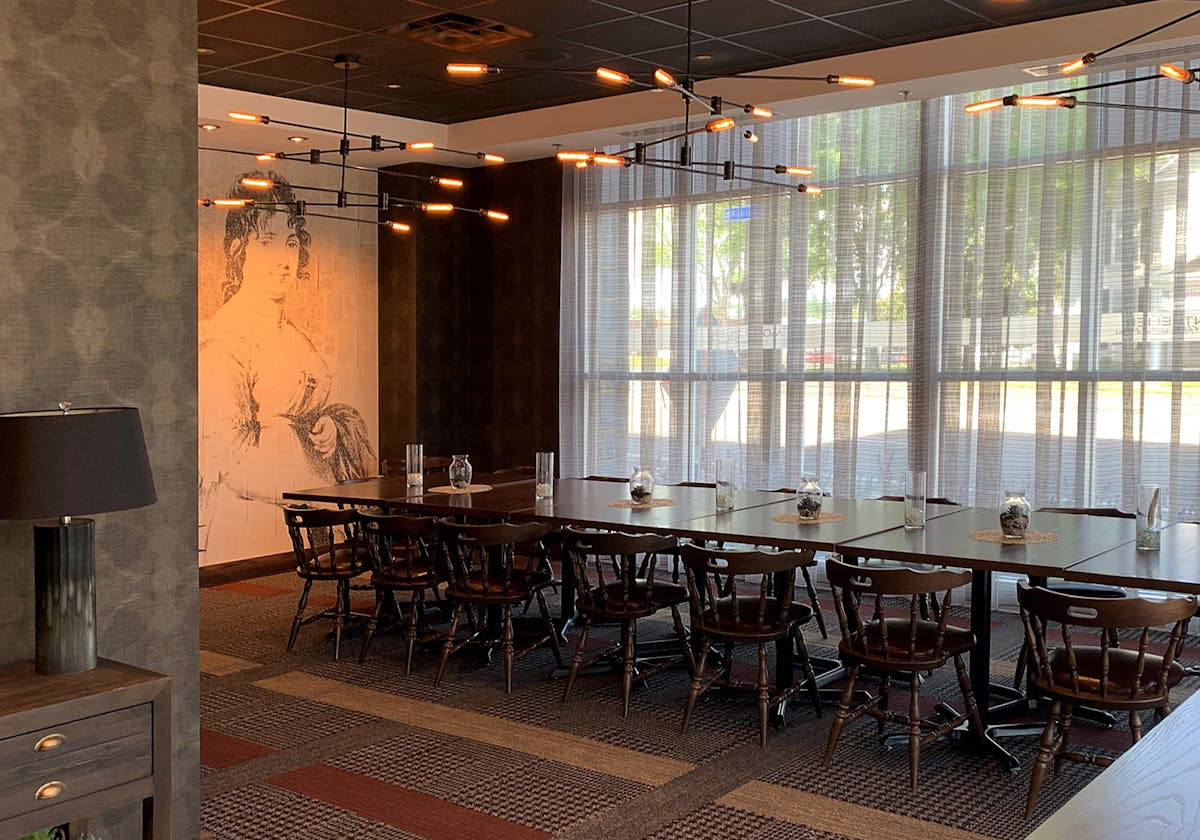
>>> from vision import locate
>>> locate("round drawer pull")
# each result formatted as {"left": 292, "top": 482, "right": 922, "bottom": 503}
{"left": 34, "top": 733, "right": 66, "bottom": 752}
{"left": 35, "top": 780, "right": 65, "bottom": 800}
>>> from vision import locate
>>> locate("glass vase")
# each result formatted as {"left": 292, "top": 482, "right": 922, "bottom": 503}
{"left": 448, "top": 454, "right": 473, "bottom": 490}
{"left": 1000, "top": 489, "right": 1031, "bottom": 538}
{"left": 796, "top": 476, "right": 823, "bottom": 520}
{"left": 629, "top": 466, "right": 655, "bottom": 504}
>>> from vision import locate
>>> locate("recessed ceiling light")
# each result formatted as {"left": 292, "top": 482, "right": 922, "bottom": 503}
{"left": 694, "top": 54, "right": 713, "bottom": 61}
{"left": 198, "top": 47, "right": 216, "bottom": 56}
{"left": 386, "top": 82, "right": 406, "bottom": 89}
{"left": 199, "top": 123, "right": 220, "bottom": 131}
{"left": 287, "top": 135, "right": 307, "bottom": 143}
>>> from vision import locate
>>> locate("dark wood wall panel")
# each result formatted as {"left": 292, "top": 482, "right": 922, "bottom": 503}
{"left": 378, "top": 158, "right": 562, "bottom": 472}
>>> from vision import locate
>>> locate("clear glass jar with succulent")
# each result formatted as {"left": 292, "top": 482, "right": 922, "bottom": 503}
{"left": 629, "top": 466, "right": 655, "bottom": 504}
{"left": 999, "top": 489, "right": 1031, "bottom": 538}
{"left": 448, "top": 454, "right": 473, "bottom": 490}
{"left": 796, "top": 476, "right": 823, "bottom": 520}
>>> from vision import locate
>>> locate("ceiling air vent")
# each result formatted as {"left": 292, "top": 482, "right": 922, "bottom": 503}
{"left": 393, "top": 12, "right": 531, "bottom": 52}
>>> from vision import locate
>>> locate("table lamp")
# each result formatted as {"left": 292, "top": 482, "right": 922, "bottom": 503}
{"left": 0, "top": 404, "right": 156, "bottom": 674}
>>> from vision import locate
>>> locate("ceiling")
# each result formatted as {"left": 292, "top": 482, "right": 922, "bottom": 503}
{"left": 199, "top": 0, "right": 1156, "bottom": 124}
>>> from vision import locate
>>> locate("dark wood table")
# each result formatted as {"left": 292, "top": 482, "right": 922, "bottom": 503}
{"left": 1026, "top": 684, "right": 1200, "bottom": 839}
{"left": 838, "top": 507, "right": 1137, "bottom": 770}
{"left": 283, "top": 471, "right": 539, "bottom": 517}
{"left": 1062, "top": 522, "right": 1200, "bottom": 594}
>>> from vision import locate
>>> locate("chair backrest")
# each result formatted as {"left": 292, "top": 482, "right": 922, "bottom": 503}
{"left": 584, "top": 474, "right": 628, "bottom": 482}
{"left": 490, "top": 465, "right": 536, "bottom": 483}
{"left": 680, "top": 543, "right": 815, "bottom": 635}
{"left": 359, "top": 511, "right": 438, "bottom": 582}
{"left": 1036, "top": 506, "right": 1132, "bottom": 519}
{"left": 1017, "top": 582, "right": 1196, "bottom": 700}
{"left": 436, "top": 519, "right": 551, "bottom": 595}
{"left": 825, "top": 554, "right": 971, "bottom": 661}
{"left": 423, "top": 455, "right": 453, "bottom": 474}
{"left": 380, "top": 458, "right": 405, "bottom": 479}
{"left": 563, "top": 527, "right": 677, "bottom": 608}
{"left": 282, "top": 506, "right": 363, "bottom": 576}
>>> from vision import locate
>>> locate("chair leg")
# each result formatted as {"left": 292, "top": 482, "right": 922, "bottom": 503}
{"left": 358, "top": 587, "right": 387, "bottom": 665}
{"left": 1026, "top": 700, "right": 1062, "bottom": 819}
{"left": 434, "top": 603, "right": 464, "bottom": 688}
{"left": 681, "top": 638, "right": 711, "bottom": 735}
{"left": 953, "top": 654, "right": 984, "bottom": 741}
{"left": 757, "top": 642, "right": 770, "bottom": 747}
{"left": 823, "top": 663, "right": 860, "bottom": 767}
{"left": 621, "top": 619, "right": 637, "bottom": 718}
{"left": 503, "top": 604, "right": 515, "bottom": 693}
{"left": 799, "top": 566, "right": 827, "bottom": 639}
{"left": 563, "top": 617, "right": 592, "bottom": 703}
{"left": 287, "top": 579, "right": 313, "bottom": 652}
{"left": 1013, "top": 640, "right": 1029, "bottom": 690}
{"left": 794, "top": 627, "right": 822, "bottom": 717}
{"left": 404, "top": 591, "right": 422, "bottom": 675}
{"left": 877, "top": 674, "right": 891, "bottom": 735}
{"left": 1129, "top": 708, "right": 1143, "bottom": 746}
{"left": 333, "top": 579, "right": 347, "bottom": 661}
{"left": 669, "top": 604, "right": 695, "bottom": 672}
{"left": 907, "top": 671, "right": 922, "bottom": 790}
{"left": 535, "top": 587, "right": 563, "bottom": 666}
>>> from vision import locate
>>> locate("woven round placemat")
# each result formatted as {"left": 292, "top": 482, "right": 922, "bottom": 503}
{"left": 970, "top": 529, "right": 1059, "bottom": 544}
{"left": 427, "top": 484, "right": 493, "bottom": 495}
{"left": 771, "top": 512, "right": 849, "bottom": 525}
{"left": 609, "top": 498, "right": 676, "bottom": 509}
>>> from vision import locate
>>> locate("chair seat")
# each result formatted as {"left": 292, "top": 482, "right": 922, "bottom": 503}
{"left": 577, "top": 579, "right": 688, "bottom": 618}
{"left": 371, "top": 566, "right": 439, "bottom": 589}
{"left": 296, "top": 547, "right": 363, "bottom": 580}
{"left": 694, "top": 597, "right": 813, "bottom": 641}
{"left": 447, "top": 572, "right": 539, "bottom": 604}
{"left": 1034, "top": 646, "right": 1185, "bottom": 704}
{"left": 840, "top": 618, "right": 974, "bottom": 666}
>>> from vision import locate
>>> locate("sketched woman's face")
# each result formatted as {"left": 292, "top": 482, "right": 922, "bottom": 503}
{"left": 242, "top": 211, "right": 300, "bottom": 301}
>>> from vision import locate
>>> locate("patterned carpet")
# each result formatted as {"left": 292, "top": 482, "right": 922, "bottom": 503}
{"left": 199, "top": 570, "right": 1199, "bottom": 840}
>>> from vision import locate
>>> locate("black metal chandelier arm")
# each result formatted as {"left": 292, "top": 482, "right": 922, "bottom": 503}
{"left": 1073, "top": 99, "right": 1200, "bottom": 116}
{"left": 636, "top": 158, "right": 813, "bottom": 192}
{"left": 1094, "top": 8, "right": 1200, "bottom": 62}
{"left": 1043, "top": 71, "right": 1168, "bottom": 98}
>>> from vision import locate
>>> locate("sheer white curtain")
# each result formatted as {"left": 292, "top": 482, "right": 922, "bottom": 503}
{"left": 561, "top": 52, "right": 1200, "bottom": 520}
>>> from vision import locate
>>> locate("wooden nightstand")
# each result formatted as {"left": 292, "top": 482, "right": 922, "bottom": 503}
{"left": 0, "top": 659, "right": 171, "bottom": 839}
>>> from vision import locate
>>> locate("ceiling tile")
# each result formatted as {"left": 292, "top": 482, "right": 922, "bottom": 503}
{"left": 200, "top": 9, "right": 355, "bottom": 50}
{"left": 828, "top": 1, "right": 982, "bottom": 43}
{"left": 265, "top": 0, "right": 431, "bottom": 32}
{"left": 733, "top": 18, "right": 884, "bottom": 61}
{"left": 197, "top": 34, "right": 284, "bottom": 67}
{"left": 779, "top": 0, "right": 899, "bottom": 16}
{"left": 449, "top": 34, "right": 615, "bottom": 68}
{"left": 199, "top": 0, "right": 246, "bottom": 23}
{"left": 470, "top": 0, "right": 632, "bottom": 36}
{"left": 303, "top": 32, "right": 457, "bottom": 69}
{"left": 284, "top": 84, "right": 394, "bottom": 110}
{"left": 199, "top": 67, "right": 309, "bottom": 96}
{"left": 633, "top": 38, "right": 774, "bottom": 75}
{"left": 235, "top": 53, "right": 351, "bottom": 85}
{"left": 594, "top": 0, "right": 689, "bottom": 12}
{"left": 560, "top": 15, "right": 691, "bottom": 55}
{"left": 365, "top": 99, "right": 475, "bottom": 122}
{"left": 650, "top": 0, "right": 809, "bottom": 38}
{"left": 952, "top": 0, "right": 1124, "bottom": 25}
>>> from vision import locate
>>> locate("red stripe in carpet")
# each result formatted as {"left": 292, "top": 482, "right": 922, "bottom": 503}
{"left": 307, "top": 595, "right": 377, "bottom": 613}
{"left": 201, "top": 728, "right": 275, "bottom": 768}
{"left": 216, "top": 581, "right": 295, "bottom": 598}
{"left": 269, "top": 763, "right": 550, "bottom": 840}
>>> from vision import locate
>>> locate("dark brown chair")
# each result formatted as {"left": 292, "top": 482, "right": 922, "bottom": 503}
{"left": 489, "top": 465, "right": 536, "bottom": 483}
{"left": 357, "top": 512, "right": 441, "bottom": 670}
{"left": 823, "top": 555, "right": 982, "bottom": 790}
{"left": 380, "top": 458, "right": 405, "bottom": 479}
{"left": 679, "top": 543, "right": 822, "bottom": 747}
{"left": 282, "top": 506, "right": 369, "bottom": 660}
{"left": 434, "top": 520, "right": 563, "bottom": 692}
{"left": 423, "top": 455, "right": 452, "bottom": 474}
{"left": 561, "top": 529, "right": 693, "bottom": 717}
{"left": 1017, "top": 582, "right": 1196, "bottom": 818}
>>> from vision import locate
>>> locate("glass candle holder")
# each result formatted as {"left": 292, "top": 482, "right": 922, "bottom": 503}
{"left": 714, "top": 458, "right": 735, "bottom": 512}
{"left": 904, "top": 469, "right": 926, "bottom": 530}
{"left": 1000, "top": 489, "right": 1031, "bottom": 538}
{"left": 1137, "top": 483, "right": 1162, "bottom": 551}
{"left": 629, "top": 466, "right": 654, "bottom": 504}
{"left": 449, "top": 454, "right": 472, "bottom": 490}
{"left": 535, "top": 451, "right": 554, "bottom": 500}
{"left": 796, "top": 476, "right": 822, "bottom": 520}
{"left": 406, "top": 443, "right": 423, "bottom": 488}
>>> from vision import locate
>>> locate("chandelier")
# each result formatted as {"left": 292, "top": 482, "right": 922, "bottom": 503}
{"left": 198, "top": 55, "right": 510, "bottom": 234}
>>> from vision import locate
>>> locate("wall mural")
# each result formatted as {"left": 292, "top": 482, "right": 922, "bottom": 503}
{"left": 198, "top": 152, "right": 378, "bottom": 565}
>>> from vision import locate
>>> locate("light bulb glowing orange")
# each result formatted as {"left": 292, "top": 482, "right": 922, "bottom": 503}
{"left": 785, "top": 166, "right": 814, "bottom": 177}
{"left": 212, "top": 198, "right": 252, "bottom": 207}
{"left": 480, "top": 153, "right": 505, "bottom": 163}
{"left": 575, "top": 160, "right": 589, "bottom": 169}
{"left": 964, "top": 98, "right": 1004, "bottom": 114}
{"left": 423, "top": 203, "right": 454, "bottom": 213}
{"left": 447, "top": 63, "right": 490, "bottom": 75}
{"left": 1014, "top": 95, "right": 1069, "bottom": 108}
{"left": 389, "top": 221, "right": 411, "bottom": 233}
{"left": 744, "top": 130, "right": 759, "bottom": 143}
{"left": 557, "top": 151, "right": 591, "bottom": 162}
{"left": 1161, "top": 63, "right": 1193, "bottom": 83}
{"left": 437, "top": 177, "right": 464, "bottom": 188}
{"left": 596, "top": 67, "right": 630, "bottom": 84}
{"left": 408, "top": 141, "right": 435, "bottom": 151}
{"left": 592, "top": 154, "right": 627, "bottom": 166}
{"left": 485, "top": 210, "right": 510, "bottom": 221}
{"left": 239, "top": 177, "right": 273, "bottom": 189}
{"left": 804, "top": 185, "right": 822, "bottom": 195}
{"left": 199, "top": 123, "right": 220, "bottom": 131}
{"left": 830, "top": 75, "right": 875, "bottom": 87}
{"left": 748, "top": 105, "right": 773, "bottom": 118}
{"left": 706, "top": 117, "right": 735, "bottom": 132}
{"left": 227, "top": 111, "right": 263, "bottom": 122}
{"left": 653, "top": 68, "right": 676, "bottom": 87}
{"left": 255, "top": 153, "right": 278, "bottom": 161}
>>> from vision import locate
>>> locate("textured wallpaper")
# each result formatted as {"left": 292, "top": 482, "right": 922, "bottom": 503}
{"left": 0, "top": 1, "right": 200, "bottom": 835}
{"left": 198, "top": 151, "right": 379, "bottom": 565}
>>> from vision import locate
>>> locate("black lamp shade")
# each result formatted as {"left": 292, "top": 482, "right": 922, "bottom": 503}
{"left": 0, "top": 407, "right": 157, "bottom": 519}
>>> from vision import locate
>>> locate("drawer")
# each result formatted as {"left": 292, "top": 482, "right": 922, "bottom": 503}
{"left": 0, "top": 704, "right": 150, "bottom": 768}
{"left": 0, "top": 706, "right": 153, "bottom": 819}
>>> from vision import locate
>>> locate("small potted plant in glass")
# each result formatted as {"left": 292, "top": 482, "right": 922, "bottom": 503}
{"left": 999, "top": 489, "right": 1031, "bottom": 538}
{"left": 795, "top": 476, "right": 823, "bottom": 520}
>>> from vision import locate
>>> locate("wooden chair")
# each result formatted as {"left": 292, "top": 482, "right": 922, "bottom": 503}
{"left": 380, "top": 458, "right": 405, "bottom": 478}
{"left": 873, "top": 495, "right": 962, "bottom": 623}
{"left": 1017, "top": 582, "right": 1196, "bottom": 818}
{"left": 282, "top": 506, "right": 369, "bottom": 660}
{"left": 423, "top": 455, "right": 452, "bottom": 474}
{"left": 823, "top": 555, "right": 982, "bottom": 790}
{"left": 434, "top": 519, "right": 563, "bottom": 692}
{"left": 679, "top": 543, "right": 823, "bottom": 747}
{"left": 1013, "top": 507, "right": 1132, "bottom": 688}
{"left": 357, "top": 512, "right": 441, "bottom": 670}
{"left": 561, "top": 528, "right": 693, "bottom": 717}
